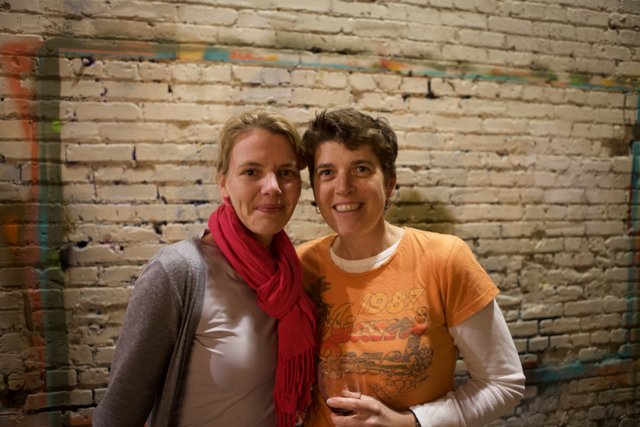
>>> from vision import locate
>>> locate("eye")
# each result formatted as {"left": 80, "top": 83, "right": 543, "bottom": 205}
{"left": 242, "top": 169, "right": 258, "bottom": 176}
{"left": 317, "top": 169, "right": 334, "bottom": 179}
{"left": 279, "top": 168, "right": 299, "bottom": 178}
{"left": 354, "top": 165, "right": 371, "bottom": 175}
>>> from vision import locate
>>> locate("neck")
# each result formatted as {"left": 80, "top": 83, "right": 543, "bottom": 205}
{"left": 333, "top": 222, "right": 400, "bottom": 260}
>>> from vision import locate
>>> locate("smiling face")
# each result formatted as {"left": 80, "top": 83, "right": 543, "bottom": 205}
{"left": 313, "top": 140, "right": 396, "bottom": 243}
{"left": 218, "top": 128, "right": 302, "bottom": 247}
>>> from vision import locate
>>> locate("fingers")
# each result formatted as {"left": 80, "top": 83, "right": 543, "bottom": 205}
{"left": 326, "top": 396, "right": 358, "bottom": 414}
{"left": 327, "top": 394, "right": 407, "bottom": 427}
{"left": 326, "top": 395, "right": 378, "bottom": 416}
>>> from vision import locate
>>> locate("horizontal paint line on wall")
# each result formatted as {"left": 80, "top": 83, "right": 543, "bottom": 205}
{"left": 524, "top": 356, "right": 638, "bottom": 384}
{"left": 6, "top": 37, "right": 635, "bottom": 94}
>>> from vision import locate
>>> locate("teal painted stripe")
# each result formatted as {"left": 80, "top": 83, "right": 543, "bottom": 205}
{"left": 526, "top": 362, "right": 587, "bottom": 383}
{"left": 53, "top": 42, "right": 640, "bottom": 93}
{"left": 203, "top": 49, "right": 230, "bottom": 61}
{"left": 525, "top": 358, "right": 636, "bottom": 384}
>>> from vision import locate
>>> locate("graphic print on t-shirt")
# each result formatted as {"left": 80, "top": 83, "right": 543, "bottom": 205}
{"left": 309, "top": 277, "right": 434, "bottom": 403}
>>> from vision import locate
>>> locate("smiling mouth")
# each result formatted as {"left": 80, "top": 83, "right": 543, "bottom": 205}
{"left": 257, "top": 204, "right": 284, "bottom": 213}
{"left": 334, "top": 203, "right": 360, "bottom": 213}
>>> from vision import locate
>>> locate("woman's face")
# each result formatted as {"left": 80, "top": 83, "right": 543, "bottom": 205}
{"left": 218, "top": 128, "right": 302, "bottom": 247}
{"left": 312, "top": 140, "right": 395, "bottom": 240}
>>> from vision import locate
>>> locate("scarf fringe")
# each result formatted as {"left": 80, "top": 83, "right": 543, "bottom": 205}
{"left": 275, "top": 347, "right": 315, "bottom": 427}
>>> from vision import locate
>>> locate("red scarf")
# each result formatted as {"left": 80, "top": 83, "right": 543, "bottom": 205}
{"left": 208, "top": 200, "right": 316, "bottom": 427}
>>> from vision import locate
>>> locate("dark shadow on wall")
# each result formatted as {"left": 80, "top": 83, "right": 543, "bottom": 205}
{"left": 0, "top": 38, "right": 71, "bottom": 423}
{"left": 386, "top": 193, "right": 456, "bottom": 236}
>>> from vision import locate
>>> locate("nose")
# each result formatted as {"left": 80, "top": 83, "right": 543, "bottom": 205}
{"left": 262, "top": 172, "right": 282, "bottom": 195}
{"left": 335, "top": 171, "right": 353, "bottom": 195}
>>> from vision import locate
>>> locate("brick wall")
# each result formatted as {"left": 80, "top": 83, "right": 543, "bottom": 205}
{"left": 1, "top": 0, "right": 639, "bottom": 426}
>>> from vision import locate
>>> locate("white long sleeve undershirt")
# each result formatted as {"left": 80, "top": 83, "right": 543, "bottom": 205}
{"left": 410, "top": 300, "right": 526, "bottom": 426}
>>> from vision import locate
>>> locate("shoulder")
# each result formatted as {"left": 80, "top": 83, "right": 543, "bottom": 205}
{"left": 404, "top": 227, "right": 463, "bottom": 253}
{"left": 296, "top": 235, "right": 334, "bottom": 262}
{"left": 296, "top": 235, "right": 334, "bottom": 282}
{"left": 137, "top": 237, "right": 206, "bottom": 293}
{"left": 400, "top": 228, "right": 481, "bottom": 271}
{"left": 152, "top": 237, "right": 204, "bottom": 270}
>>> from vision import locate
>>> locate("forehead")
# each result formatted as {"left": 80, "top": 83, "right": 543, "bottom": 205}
{"left": 315, "top": 140, "right": 380, "bottom": 164}
{"left": 230, "top": 129, "right": 297, "bottom": 163}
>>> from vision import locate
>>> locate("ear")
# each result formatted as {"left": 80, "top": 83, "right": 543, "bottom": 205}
{"left": 217, "top": 173, "right": 229, "bottom": 199}
{"left": 386, "top": 176, "right": 397, "bottom": 199}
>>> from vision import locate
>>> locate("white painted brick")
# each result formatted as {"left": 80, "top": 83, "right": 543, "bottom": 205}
{"left": 356, "top": 93, "right": 405, "bottom": 111}
{"left": 135, "top": 143, "right": 215, "bottom": 162}
{"left": 218, "top": 26, "right": 276, "bottom": 46}
{"left": 373, "top": 74, "right": 402, "bottom": 91}
{"left": 65, "top": 267, "right": 99, "bottom": 286}
{"left": 332, "top": 0, "right": 388, "bottom": 18}
{"left": 617, "top": 61, "right": 640, "bottom": 76}
{"left": 529, "top": 336, "right": 549, "bottom": 352}
{"left": 509, "top": 320, "right": 538, "bottom": 337}
{"left": 320, "top": 71, "right": 348, "bottom": 89}
{"left": 487, "top": 16, "right": 532, "bottom": 35}
{"left": 238, "top": 86, "right": 292, "bottom": 104}
{"left": 62, "top": 184, "right": 96, "bottom": 203}
{"left": 96, "top": 184, "right": 157, "bottom": 202}
{"left": 177, "top": 5, "right": 237, "bottom": 25}
{"left": 65, "top": 144, "right": 133, "bottom": 163}
{"left": 291, "top": 69, "right": 318, "bottom": 87}
{"left": 584, "top": 221, "right": 625, "bottom": 236}
{"left": 291, "top": 88, "right": 352, "bottom": 106}
{"left": 134, "top": 204, "right": 200, "bottom": 222}
{"left": 437, "top": 10, "right": 485, "bottom": 28}
{"left": 407, "top": 23, "right": 458, "bottom": 43}
{"left": 578, "top": 347, "right": 607, "bottom": 362}
{"left": 158, "top": 184, "right": 218, "bottom": 203}
{"left": 141, "top": 103, "right": 208, "bottom": 121}
{"left": 458, "top": 29, "right": 505, "bottom": 48}
{"left": 138, "top": 62, "right": 171, "bottom": 80}
{"left": 161, "top": 223, "right": 206, "bottom": 241}
{"left": 172, "top": 24, "right": 219, "bottom": 44}
{"left": 352, "top": 18, "right": 406, "bottom": 38}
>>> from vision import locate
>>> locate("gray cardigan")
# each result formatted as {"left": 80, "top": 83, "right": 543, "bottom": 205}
{"left": 93, "top": 238, "right": 207, "bottom": 427}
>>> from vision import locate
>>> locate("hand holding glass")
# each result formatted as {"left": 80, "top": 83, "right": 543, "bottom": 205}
{"left": 317, "top": 358, "right": 361, "bottom": 416}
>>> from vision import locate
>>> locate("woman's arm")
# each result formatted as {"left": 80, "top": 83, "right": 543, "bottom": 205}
{"left": 93, "top": 259, "right": 183, "bottom": 427}
{"left": 410, "top": 300, "right": 525, "bottom": 427}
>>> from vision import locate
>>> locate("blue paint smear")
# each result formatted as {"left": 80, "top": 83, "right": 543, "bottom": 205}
{"left": 203, "top": 49, "right": 230, "bottom": 62}
{"left": 526, "top": 362, "right": 588, "bottom": 383}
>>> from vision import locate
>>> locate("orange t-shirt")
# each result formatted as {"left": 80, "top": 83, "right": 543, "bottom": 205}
{"left": 297, "top": 228, "right": 499, "bottom": 426}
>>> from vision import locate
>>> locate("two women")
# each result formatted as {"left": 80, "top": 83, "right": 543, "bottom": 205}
{"left": 96, "top": 107, "right": 524, "bottom": 427}
{"left": 94, "top": 111, "right": 316, "bottom": 427}
{"left": 298, "top": 108, "right": 525, "bottom": 426}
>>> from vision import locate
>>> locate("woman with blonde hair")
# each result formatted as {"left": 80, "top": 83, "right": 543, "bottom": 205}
{"left": 95, "top": 110, "right": 316, "bottom": 427}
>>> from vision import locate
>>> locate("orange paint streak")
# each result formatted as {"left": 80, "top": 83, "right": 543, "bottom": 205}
{"left": 230, "top": 50, "right": 278, "bottom": 61}
{"left": 379, "top": 58, "right": 407, "bottom": 72}
{"left": 2, "top": 40, "right": 49, "bottom": 398}
{"left": 3, "top": 42, "right": 41, "bottom": 199}
{"left": 1, "top": 215, "right": 20, "bottom": 245}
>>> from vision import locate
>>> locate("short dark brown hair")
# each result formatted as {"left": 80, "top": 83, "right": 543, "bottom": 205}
{"left": 301, "top": 108, "right": 398, "bottom": 186}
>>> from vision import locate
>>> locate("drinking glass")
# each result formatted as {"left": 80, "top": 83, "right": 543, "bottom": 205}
{"left": 317, "top": 357, "right": 362, "bottom": 416}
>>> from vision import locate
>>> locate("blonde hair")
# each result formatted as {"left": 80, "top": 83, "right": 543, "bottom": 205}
{"left": 216, "top": 110, "right": 306, "bottom": 176}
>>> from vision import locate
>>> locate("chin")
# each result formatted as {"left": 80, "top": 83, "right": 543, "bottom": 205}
{"left": 251, "top": 223, "right": 285, "bottom": 238}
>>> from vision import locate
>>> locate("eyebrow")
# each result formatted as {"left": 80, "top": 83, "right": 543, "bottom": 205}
{"left": 315, "top": 162, "right": 334, "bottom": 169}
{"left": 237, "top": 160, "right": 298, "bottom": 168}
{"left": 316, "top": 159, "right": 375, "bottom": 168}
